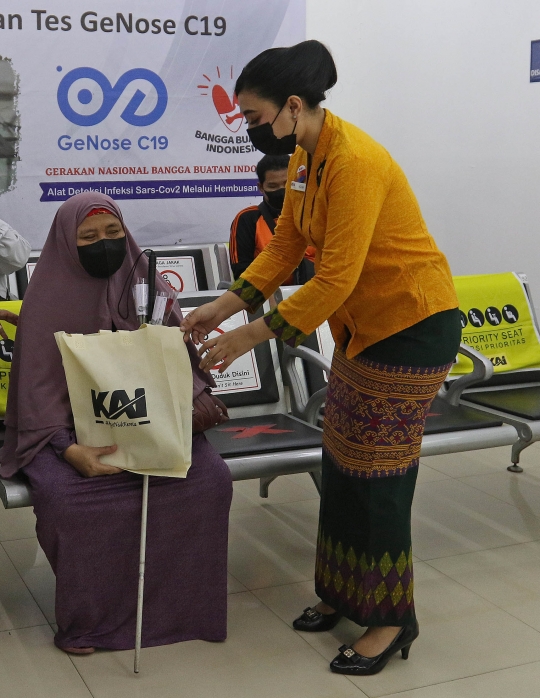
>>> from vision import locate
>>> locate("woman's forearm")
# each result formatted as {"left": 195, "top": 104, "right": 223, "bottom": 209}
{"left": 214, "top": 290, "right": 250, "bottom": 322}
{"left": 246, "top": 316, "right": 276, "bottom": 345}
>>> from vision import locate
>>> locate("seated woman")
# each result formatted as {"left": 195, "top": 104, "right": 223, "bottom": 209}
{"left": 0, "top": 192, "right": 232, "bottom": 654}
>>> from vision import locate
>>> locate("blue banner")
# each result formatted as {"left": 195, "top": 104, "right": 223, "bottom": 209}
{"left": 531, "top": 40, "right": 540, "bottom": 82}
{"left": 40, "top": 178, "right": 260, "bottom": 201}
{"left": 0, "top": 0, "right": 305, "bottom": 248}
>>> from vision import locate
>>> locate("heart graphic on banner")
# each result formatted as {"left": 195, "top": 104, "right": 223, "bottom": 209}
{"left": 211, "top": 85, "right": 243, "bottom": 133}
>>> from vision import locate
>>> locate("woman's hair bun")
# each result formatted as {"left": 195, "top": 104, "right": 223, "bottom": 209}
{"left": 235, "top": 40, "right": 337, "bottom": 109}
{"left": 288, "top": 40, "right": 337, "bottom": 96}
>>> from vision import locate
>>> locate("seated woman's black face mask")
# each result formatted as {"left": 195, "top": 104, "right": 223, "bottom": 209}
{"left": 77, "top": 237, "right": 127, "bottom": 278}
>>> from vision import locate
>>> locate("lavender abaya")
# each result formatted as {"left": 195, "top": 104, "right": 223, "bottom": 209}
{"left": 1, "top": 193, "right": 232, "bottom": 649}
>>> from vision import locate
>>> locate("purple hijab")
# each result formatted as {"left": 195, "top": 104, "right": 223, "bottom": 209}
{"left": 0, "top": 192, "right": 211, "bottom": 477}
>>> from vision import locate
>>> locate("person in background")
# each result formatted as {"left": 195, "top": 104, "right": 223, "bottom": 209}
{"left": 0, "top": 217, "right": 31, "bottom": 299}
{"left": 0, "top": 217, "right": 31, "bottom": 338}
{"left": 229, "top": 154, "right": 315, "bottom": 283}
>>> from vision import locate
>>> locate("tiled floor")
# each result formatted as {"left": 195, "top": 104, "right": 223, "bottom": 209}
{"left": 2, "top": 444, "right": 540, "bottom": 697}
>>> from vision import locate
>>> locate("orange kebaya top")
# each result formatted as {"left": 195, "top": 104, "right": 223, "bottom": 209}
{"left": 231, "top": 110, "right": 458, "bottom": 358}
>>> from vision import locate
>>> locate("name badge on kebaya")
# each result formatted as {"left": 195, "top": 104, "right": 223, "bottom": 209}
{"left": 291, "top": 164, "right": 307, "bottom": 192}
{"left": 291, "top": 181, "right": 306, "bottom": 192}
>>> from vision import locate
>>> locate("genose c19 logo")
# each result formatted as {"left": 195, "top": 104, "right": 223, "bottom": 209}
{"left": 57, "top": 66, "right": 168, "bottom": 127}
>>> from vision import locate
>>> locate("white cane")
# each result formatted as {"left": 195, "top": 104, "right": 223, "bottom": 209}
{"left": 134, "top": 474, "right": 149, "bottom": 673}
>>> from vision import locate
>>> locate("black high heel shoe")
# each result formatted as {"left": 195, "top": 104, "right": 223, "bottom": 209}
{"left": 293, "top": 606, "right": 342, "bottom": 632}
{"left": 330, "top": 621, "right": 419, "bottom": 675}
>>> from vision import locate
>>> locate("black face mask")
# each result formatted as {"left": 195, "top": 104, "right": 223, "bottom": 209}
{"left": 248, "top": 103, "right": 297, "bottom": 155}
{"left": 264, "top": 187, "right": 286, "bottom": 212}
{"left": 77, "top": 237, "right": 127, "bottom": 278}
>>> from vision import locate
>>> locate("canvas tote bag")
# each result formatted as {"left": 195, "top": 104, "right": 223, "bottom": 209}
{"left": 55, "top": 324, "right": 193, "bottom": 477}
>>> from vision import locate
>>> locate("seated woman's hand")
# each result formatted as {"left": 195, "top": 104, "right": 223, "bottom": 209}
{"left": 64, "top": 444, "right": 123, "bottom": 478}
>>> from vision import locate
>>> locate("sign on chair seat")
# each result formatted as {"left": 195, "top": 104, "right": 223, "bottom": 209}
{"left": 454, "top": 271, "right": 540, "bottom": 472}
{"left": 424, "top": 396, "right": 503, "bottom": 435}
{"left": 452, "top": 272, "right": 540, "bottom": 376}
{"left": 154, "top": 248, "right": 209, "bottom": 292}
{"left": 465, "top": 386, "right": 540, "bottom": 421}
{"left": 206, "top": 413, "right": 322, "bottom": 459}
{"left": 180, "top": 292, "right": 279, "bottom": 408}
{"left": 455, "top": 272, "right": 540, "bottom": 420}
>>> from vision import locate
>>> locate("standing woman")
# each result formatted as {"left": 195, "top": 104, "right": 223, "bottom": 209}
{"left": 181, "top": 40, "right": 461, "bottom": 675}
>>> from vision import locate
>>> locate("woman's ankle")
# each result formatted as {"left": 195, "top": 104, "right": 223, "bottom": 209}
{"left": 352, "top": 626, "right": 403, "bottom": 657}
{"left": 314, "top": 601, "right": 336, "bottom": 615}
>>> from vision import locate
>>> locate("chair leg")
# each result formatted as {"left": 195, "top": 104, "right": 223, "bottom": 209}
{"left": 259, "top": 476, "right": 277, "bottom": 498}
{"left": 508, "top": 439, "right": 527, "bottom": 473}
{"left": 309, "top": 470, "right": 322, "bottom": 495}
{"left": 508, "top": 464, "right": 524, "bottom": 473}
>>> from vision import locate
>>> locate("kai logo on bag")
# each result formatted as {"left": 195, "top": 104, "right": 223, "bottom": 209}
{"left": 91, "top": 388, "right": 150, "bottom": 426}
{"left": 55, "top": 325, "right": 193, "bottom": 477}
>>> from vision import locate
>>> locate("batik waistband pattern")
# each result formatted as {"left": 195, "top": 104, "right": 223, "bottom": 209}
{"left": 323, "top": 350, "right": 452, "bottom": 479}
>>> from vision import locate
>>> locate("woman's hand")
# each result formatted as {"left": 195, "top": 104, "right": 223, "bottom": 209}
{"left": 0, "top": 309, "right": 18, "bottom": 341}
{"left": 198, "top": 318, "right": 275, "bottom": 373}
{"left": 180, "top": 291, "right": 250, "bottom": 345}
{"left": 179, "top": 301, "right": 227, "bottom": 345}
{"left": 64, "top": 443, "right": 123, "bottom": 478}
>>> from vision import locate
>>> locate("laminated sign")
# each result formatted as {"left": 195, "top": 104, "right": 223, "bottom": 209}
{"left": 182, "top": 307, "right": 261, "bottom": 393}
{"left": 55, "top": 325, "right": 193, "bottom": 477}
{"left": 157, "top": 257, "right": 198, "bottom": 293}
{"left": 451, "top": 272, "right": 540, "bottom": 375}
{"left": 0, "top": 300, "right": 23, "bottom": 416}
